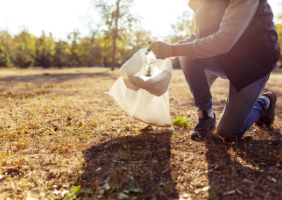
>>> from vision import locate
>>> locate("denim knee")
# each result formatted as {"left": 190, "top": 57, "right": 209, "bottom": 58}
{"left": 217, "top": 124, "right": 246, "bottom": 140}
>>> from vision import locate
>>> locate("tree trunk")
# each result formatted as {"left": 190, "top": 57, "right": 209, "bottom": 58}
{"left": 111, "top": 0, "right": 120, "bottom": 71}
{"left": 89, "top": 35, "right": 94, "bottom": 67}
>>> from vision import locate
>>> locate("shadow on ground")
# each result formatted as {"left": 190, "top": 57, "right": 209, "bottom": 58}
{"left": 77, "top": 126, "right": 282, "bottom": 199}
{"left": 78, "top": 130, "right": 179, "bottom": 200}
{"left": 205, "top": 129, "right": 282, "bottom": 200}
{"left": 0, "top": 72, "right": 118, "bottom": 84}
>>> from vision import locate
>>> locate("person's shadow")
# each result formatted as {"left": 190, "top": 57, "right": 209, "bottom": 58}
{"left": 77, "top": 127, "right": 281, "bottom": 199}
{"left": 205, "top": 129, "right": 282, "bottom": 200}
{"left": 78, "top": 129, "right": 179, "bottom": 200}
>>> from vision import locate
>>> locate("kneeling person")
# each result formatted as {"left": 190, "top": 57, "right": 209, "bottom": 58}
{"left": 147, "top": 0, "right": 280, "bottom": 140}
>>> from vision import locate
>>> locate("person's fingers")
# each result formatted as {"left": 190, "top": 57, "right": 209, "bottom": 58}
{"left": 148, "top": 39, "right": 157, "bottom": 45}
{"left": 147, "top": 42, "right": 156, "bottom": 52}
{"left": 147, "top": 43, "right": 151, "bottom": 52}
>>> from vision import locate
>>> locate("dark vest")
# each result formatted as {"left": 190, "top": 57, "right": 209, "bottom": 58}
{"left": 199, "top": 0, "right": 280, "bottom": 91}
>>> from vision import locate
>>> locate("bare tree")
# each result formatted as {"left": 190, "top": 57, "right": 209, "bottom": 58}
{"left": 88, "top": 21, "right": 101, "bottom": 67}
{"left": 94, "top": 0, "right": 138, "bottom": 70}
{"left": 80, "top": 10, "right": 101, "bottom": 67}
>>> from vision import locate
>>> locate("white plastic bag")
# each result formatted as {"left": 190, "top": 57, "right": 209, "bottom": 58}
{"left": 107, "top": 49, "right": 172, "bottom": 127}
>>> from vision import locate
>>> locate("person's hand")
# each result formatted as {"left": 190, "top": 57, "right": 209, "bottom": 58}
{"left": 147, "top": 40, "right": 173, "bottom": 59}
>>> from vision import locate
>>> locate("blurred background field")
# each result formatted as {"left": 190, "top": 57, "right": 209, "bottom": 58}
{"left": 0, "top": 0, "right": 282, "bottom": 70}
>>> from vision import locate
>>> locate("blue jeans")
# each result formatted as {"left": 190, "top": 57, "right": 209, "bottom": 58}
{"left": 179, "top": 56, "right": 270, "bottom": 139}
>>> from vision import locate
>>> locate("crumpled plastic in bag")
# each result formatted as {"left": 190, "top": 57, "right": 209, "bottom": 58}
{"left": 107, "top": 49, "right": 173, "bottom": 127}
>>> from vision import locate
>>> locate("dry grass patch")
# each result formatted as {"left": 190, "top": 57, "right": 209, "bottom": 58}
{"left": 0, "top": 68, "right": 281, "bottom": 199}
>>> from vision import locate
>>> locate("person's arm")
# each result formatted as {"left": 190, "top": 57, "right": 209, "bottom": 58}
{"left": 173, "top": 34, "right": 196, "bottom": 56}
{"left": 147, "top": 34, "right": 195, "bottom": 58}
{"left": 177, "top": 34, "right": 196, "bottom": 44}
{"left": 182, "top": 0, "right": 260, "bottom": 59}
{"left": 148, "top": 0, "right": 259, "bottom": 59}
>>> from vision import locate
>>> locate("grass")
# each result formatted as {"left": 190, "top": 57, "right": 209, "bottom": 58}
{"left": 0, "top": 67, "right": 281, "bottom": 200}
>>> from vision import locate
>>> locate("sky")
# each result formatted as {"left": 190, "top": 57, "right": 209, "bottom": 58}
{"left": 0, "top": 0, "right": 281, "bottom": 40}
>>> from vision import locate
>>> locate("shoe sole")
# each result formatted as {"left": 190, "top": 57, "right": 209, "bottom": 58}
{"left": 255, "top": 121, "right": 263, "bottom": 127}
{"left": 208, "top": 125, "right": 216, "bottom": 134}
{"left": 256, "top": 92, "right": 277, "bottom": 128}
{"left": 190, "top": 124, "right": 216, "bottom": 140}
{"left": 265, "top": 92, "right": 277, "bottom": 128}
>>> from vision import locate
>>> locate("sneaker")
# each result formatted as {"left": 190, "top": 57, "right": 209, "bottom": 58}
{"left": 190, "top": 110, "right": 216, "bottom": 140}
{"left": 255, "top": 91, "right": 277, "bottom": 128}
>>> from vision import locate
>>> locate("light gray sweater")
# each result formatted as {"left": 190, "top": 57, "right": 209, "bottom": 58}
{"left": 183, "top": 0, "right": 260, "bottom": 60}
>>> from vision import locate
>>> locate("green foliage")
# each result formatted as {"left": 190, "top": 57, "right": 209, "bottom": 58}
{"left": 121, "top": 28, "right": 152, "bottom": 63}
{"left": 0, "top": 8, "right": 150, "bottom": 69}
{"left": 68, "top": 30, "right": 81, "bottom": 67}
{"left": 36, "top": 47, "right": 53, "bottom": 68}
{"left": 0, "top": 31, "right": 13, "bottom": 53}
{"left": 64, "top": 185, "right": 91, "bottom": 200}
{"left": 13, "top": 29, "right": 37, "bottom": 58}
{"left": 140, "top": 125, "right": 153, "bottom": 133}
{"left": 276, "top": 14, "right": 282, "bottom": 60}
{"left": 173, "top": 117, "right": 191, "bottom": 127}
{"left": 79, "top": 133, "right": 89, "bottom": 141}
{"left": 209, "top": 187, "right": 219, "bottom": 200}
{"left": 35, "top": 31, "right": 55, "bottom": 68}
{"left": 53, "top": 40, "right": 69, "bottom": 68}
{"left": 0, "top": 50, "right": 13, "bottom": 68}
{"left": 123, "top": 179, "right": 143, "bottom": 194}
{"left": 12, "top": 47, "right": 34, "bottom": 68}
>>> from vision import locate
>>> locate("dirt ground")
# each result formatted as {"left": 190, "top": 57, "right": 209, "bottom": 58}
{"left": 0, "top": 67, "right": 281, "bottom": 200}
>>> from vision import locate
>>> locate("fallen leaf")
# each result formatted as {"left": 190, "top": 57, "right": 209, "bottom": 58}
{"left": 236, "top": 189, "right": 243, "bottom": 195}
{"left": 223, "top": 190, "right": 236, "bottom": 195}
{"left": 242, "top": 179, "right": 254, "bottom": 183}
{"left": 212, "top": 149, "right": 228, "bottom": 158}
{"left": 118, "top": 192, "right": 129, "bottom": 199}
{"left": 53, "top": 190, "right": 61, "bottom": 195}
{"left": 267, "top": 176, "right": 277, "bottom": 182}
{"left": 181, "top": 193, "right": 190, "bottom": 198}
{"left": 186, "top": 112, "right": 191, "bottom": 117}
{"left": 26, "top": 197, "right": 36, "bottom": 200}
{"left": 171, "top": 150, "right": 185, "bottom": 156}
{"left": 211, "top": 163, "right": 219, "bottom": 169}
{"left": 159, "top": 182, "right": 165, "bottom": 186}
{"left": 195, "top": 186, "right": 210, "bottom": 194}
{"left": 61, "top": 189, "right": 69, "bottom": 197}
{"left": 173, "top": 117, "right": 191, "bottom": 127}
{"left": 140, "top": 125, "right": 152, "bottom": 133}
{"left": 161, "top": 169, "right": 169, "bottom": 174}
